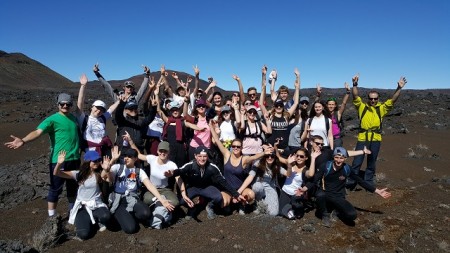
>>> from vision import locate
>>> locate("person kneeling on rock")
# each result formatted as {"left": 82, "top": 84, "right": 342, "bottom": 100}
{"left": 304, "top": 147, "right": 391, "bottom": 228}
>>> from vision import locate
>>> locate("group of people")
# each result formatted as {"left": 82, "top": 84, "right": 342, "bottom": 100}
{"left": 4, "top": 63, "right": 406, "bottom": 239}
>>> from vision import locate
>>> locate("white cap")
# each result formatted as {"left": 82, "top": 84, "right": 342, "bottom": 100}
{"left": 92, "top": 100, "right": 107, "bottom": 109}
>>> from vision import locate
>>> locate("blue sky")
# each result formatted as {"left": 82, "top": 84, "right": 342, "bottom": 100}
{"left": 1, "top": 0, "right": 449, "bottom": 90}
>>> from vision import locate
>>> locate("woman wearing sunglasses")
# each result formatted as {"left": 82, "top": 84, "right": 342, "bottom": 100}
{"left": 53, "top": 150, "right": 111, "bottom": 240}
{"left": 326, "top": 82, "right": 351, "bottom": 148}
{"left": 259, "top": 68, "right": 300, "bottom": 154}
{"left": 209, "top": 121, "right": 274, "bottom": 214}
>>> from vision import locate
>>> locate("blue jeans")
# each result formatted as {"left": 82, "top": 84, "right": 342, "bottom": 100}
{"left": 349, "top": 141, "right": 381, "bottom": 188}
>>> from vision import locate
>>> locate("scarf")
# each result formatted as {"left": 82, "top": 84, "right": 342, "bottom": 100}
{"left": 162, "top": 116, "right": 183, "bottom": 142}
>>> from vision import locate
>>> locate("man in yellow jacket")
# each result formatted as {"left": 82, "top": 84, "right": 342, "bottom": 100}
{"left": 347, "top": 75, "right": 407, "bottom": 188}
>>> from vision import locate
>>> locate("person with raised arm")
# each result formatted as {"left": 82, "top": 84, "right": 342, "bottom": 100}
{"left": 92, "top": 63, "right": 149, "bottom": 103}
{"left": 76, "top": 73, "right": 119, "bottom": 157}
{"left": 347, "top": 75, "right": 407, "bottom": 189}
{"left": 325, "top": 82, "right": 351, "bottom": 148}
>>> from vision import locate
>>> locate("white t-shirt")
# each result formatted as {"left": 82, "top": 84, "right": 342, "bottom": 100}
{"left": 308, "top": 115, "right": 331, "bottom": 147}
{"left": 111, "top": 164, "right": 149, "bottom": 194}
{"left": 147, "top": 114, "right": 164, "bottom": 139}
{"left": 219, "top": 120, "right": 236, "bottom": 142}
{"left": 70, "top": 171, "right": 101, "bottom": 201}
{"left": 146, "top": 155, "right": 178, "bottom": 188}
{"left": 281, "top": 169, "right": 304, "bottom": 196}
{"left": 172, "top": 94, "right": 185, "bottom": 108}
{"left": 77, "top": 112, "right": 112, "bottom": 144}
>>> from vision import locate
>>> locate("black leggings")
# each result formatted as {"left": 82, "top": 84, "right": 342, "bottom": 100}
{"left": 75, "top": 206, "right": 111, "bottom": 240}
{"left": 114, "top": 199, "right": 151, "bottom": 234}
{"left": 315, "top": 190, "right": 357, "bottom": 221}
{"left": 279, "top": 190, "right": 306, "bottom": 218}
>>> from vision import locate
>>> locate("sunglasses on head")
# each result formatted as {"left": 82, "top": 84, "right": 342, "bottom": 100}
{"left": 233, "top": 93, "right": 239, "bottom": 97}
{"left": 59, "top": 102, "right": 73, "bottom": 107}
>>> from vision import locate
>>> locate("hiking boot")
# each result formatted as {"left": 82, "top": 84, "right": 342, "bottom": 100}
{"left": 322, "top": 215, "right": 332, "bottom": 228}
{"left": 205, "top": 201, "right": 217, "bottom": 220}
{"left": 330, "top": 210, "right": 339, "bottom": 222}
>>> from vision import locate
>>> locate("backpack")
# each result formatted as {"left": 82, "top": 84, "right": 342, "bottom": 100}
{"left": 324, "top": 160, "right": 350, "bottom": 177}
{"left": 105, "top": 164, "right": 142, "bottom": 205}
{"left": 242, "top": 120, "right": 265, "bottom": 143}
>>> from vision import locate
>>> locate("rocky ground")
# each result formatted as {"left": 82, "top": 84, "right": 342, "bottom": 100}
{"left": 0, "top": 88, "right": 449, "bottom": 253}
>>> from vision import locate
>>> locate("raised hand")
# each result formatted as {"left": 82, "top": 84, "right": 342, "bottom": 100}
{"left": 80, "top": 73, "right": 88, "bottom": 86}
{"left": 160, "top": 64, "right": 166, "bottom": 75}
{"left": 310, "top": 149, "right": 321, "bottom": 159}
{"left": 93, "top": 63, "right": 99, "bottom": 72}
{"left": 316, "top": 83, "right": 322, "bottom": 95}
{"left": 148, "top": 76, "right": 156, "bottom": 89}
{"left": 186, "top": 76, "right": 193, "bottom": 83}
{"left": 398, "top": 76, "right": 407, "bottom": 89}
{"left": 101, "top": 155, "right": 111, "bottom": 171}
{"left": 270, "top": 69, "right": 277, "bottom": 80}
{"left": 232, "top": 74, "right": 240, "bottom": 81}
{"left": 294, "top": 67, "right": 300, "bottom": 77}
{"left": 345, "top": 82, "right": 350, "bottom": 91}
{"left": 262, "top": 65, "right": 267, "bottom": 75}
{"left": 287, "top": 153, "right": 296, "bottom": 164}
{"left": 171, "top": 72, "right": 178, "bottom": 79}
{"left": 193, "top": 65, "right": 200, "bottom": 76}
{"left": 111, "top": 146, "right": 121, "bottom": 161}
{"left": 352, "top": 73, "right": 359, "bottom": 86}
{"left": 143, "top": 65, "right": 150, "bottom": 74}
{"left": 57, "top": 150, "right": 66, "bottom": 164}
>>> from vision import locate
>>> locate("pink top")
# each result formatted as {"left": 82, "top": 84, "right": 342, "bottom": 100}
{"left": 331, "top": 113, "right": 341, "bottom": 139}
{"left": 242, "top": 123, "right": 263, "bottom": 155}
{"left": 189, "top": 117, "right": 211, "bottom": 148}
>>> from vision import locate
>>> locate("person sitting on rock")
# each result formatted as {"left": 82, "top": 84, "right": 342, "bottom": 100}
{"left": 164, "top": 146, "right": 246, "bottom": 220}
{"left": 305, "top": 147, "right": 391, "bottom": 227}
{"left": 53, "top": 150, "right": 111, "bottom": 240}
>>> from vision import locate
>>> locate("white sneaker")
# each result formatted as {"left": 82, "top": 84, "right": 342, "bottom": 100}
{"left": 98, "top": 223, "right": 107, "bottom": 232}
{"left": 287, "top": 210, "right": 295, "bottom": 220}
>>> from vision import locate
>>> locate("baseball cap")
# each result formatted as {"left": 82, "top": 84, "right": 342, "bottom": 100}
{"left": 124, "top": 101, "right": 138, "bottom": 109}
{"left": 84, "top": 150, "right": 101, "bottom": 162}
{"left": 274, "top": 99, "right": 284, "bottom": 106}
{"left": 195, "top": 99, "right": 206, "bottom": 107}
{"left": 92, "top": 100, "right": 107, "bottom": 111}
{"left": 169, "top": 101, "right": 180, "bottom": 110}
{"left": 158, "top": 141, "right": 170, "bottom": 151}
{"left": 194, "top": 146, "right": 208, "bottom": 155}
{"left": 221, "top": 105, "right": 231, "bottom": 112}
{"left": 333, "top": 147, "right": 349, "bottom": 158}
{"left": 57, "top": 93, "right": 72, "bottom": 104}
{"left": 300, "top": 96, "right": 310, "bottom": 103}
{"left": 246, "top": 105, "right": 257, "bottom": 112}
{"left": 123, "top": 149, "right": 138, "bottom": 158}
{"left": 124, "top": 81, "right": 135, "bottom": 88}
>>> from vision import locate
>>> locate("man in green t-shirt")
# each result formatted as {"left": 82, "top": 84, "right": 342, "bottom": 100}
{"left": 347, "top": 75, "right": 406, "bottom": 189}
{"left": 5, "top": 93, "right": 81, "bottom": 217}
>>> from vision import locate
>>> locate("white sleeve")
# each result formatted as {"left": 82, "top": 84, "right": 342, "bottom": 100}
{"left": 138, "top": 168, "right": 149, "bottom": 183}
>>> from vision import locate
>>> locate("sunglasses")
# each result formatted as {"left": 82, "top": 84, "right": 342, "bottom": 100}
{"left": 314, "top": 142, "right": 324, "bottom": 146}
{"left": 196, "top": 105, "right": 206, "bottom": 109}
{"left": 266, "top": 154, "right": 275, "bottom": 159}
{"left": 248, "top": 93, "right": 256, "bottom": 97}
{"left": 231, "top": 145, "right": 241, "bottom": 149}
{"left": 158, "top": 149, "right": 169, "bottom": 153}
{"left": 275, "top": 104, "right": 283, "bottom": 108}
{"left": 300, "top": 101, "right": 309, "bottom": 105}
{"left": 247, "top": 110, "right": 257, "bottom": 115}
{"left": 369, "top": 97, "right": 379, "bottom": 101}
{"left": 59, "top": 102, "right": 73, "bottom": 107}
{"left": 244, "top": 102, "right": 252, "bottom": 106}
{"left": 296, "top": 154, "right": 306, "bottom": 159}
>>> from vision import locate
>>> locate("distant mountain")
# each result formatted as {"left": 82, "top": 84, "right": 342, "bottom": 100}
{"left": 0, "top": 50, "right": 74, "bottom": 91}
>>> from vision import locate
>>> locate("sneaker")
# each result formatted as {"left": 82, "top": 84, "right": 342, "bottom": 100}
{"left": 238, "top": 205, "right": 245, "bottom": 216}
{"left": 186, "top": 205, "right": 199, "bottom": 220}
{"left": 205, "top": 201, "right": 217, "bottom": 220}
{"left": 330, "top": 210, "right": 339, "bottom": 222}
{"left": 322, "top": 215, "right": 332, "bottom": 228}
{"left": 98, "top": 223, "right": 107, "bottom": 232}
{"left": 286, "top": 209, "right": 295, "bottom": 220}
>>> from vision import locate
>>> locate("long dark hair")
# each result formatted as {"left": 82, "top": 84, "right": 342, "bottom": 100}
{"left": 77, "top": 161, "right": 102, "bottom": 186}
{"left": 291, "top": 147, "right": 311, "bottom": 168}
{"left": 255, "top": 155, "right": 281, "bottom": 181}
{"left": 309, "top": 101, "right": 331, "bottom": 118}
